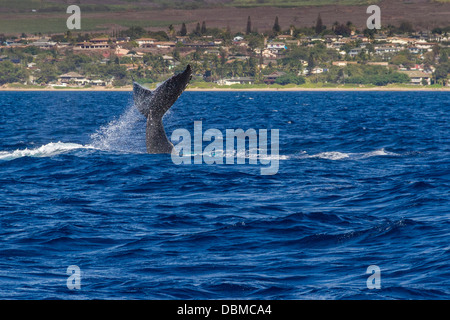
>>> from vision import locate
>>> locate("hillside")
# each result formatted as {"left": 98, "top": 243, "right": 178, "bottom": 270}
{"left": 0, "top": 0, "right": 449, "bottom": 34}
{"left": 0, "top": 0, "right": 382, "bottom": 12}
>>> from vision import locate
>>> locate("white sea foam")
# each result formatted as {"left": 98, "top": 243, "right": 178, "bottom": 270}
{"left": 298, "top": 148, "right": 400, "bottom": 161}
{"left": 0, "top": 142, "right": 93, "bottom": 161}
{"left": 309, "top": 151, "right": 350, "bottom": 160}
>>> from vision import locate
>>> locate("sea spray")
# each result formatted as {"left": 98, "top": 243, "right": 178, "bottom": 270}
{"left": 90, "top": 103, "right": 147, "bottom": 153}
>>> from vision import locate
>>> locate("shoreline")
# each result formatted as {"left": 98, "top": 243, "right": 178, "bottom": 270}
{"left": 1, "top": 86, "right": 449, "bottom": 92}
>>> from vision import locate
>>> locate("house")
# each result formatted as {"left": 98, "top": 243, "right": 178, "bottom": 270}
{"left": 328, "top": 41, "right": 346, "bottom": 50}
{"left": 311, "top": 67, "right": 326, "bottom": 74}
{"left": 58, "top": 72, "right": 89, "bottom": 85}
{"left": 263, "top": 71, "right": 286, "bottom": 84}
{"left": 332, "top": 61, "right": 348, "bottom": 67}
{"left": 175, "top": 36, "right": 189, "bottom": 43}
{"left": 410, "top": 64, "right": 424, "bottom": 71}
{"left": 276, "top": 35, "right": 293, "bottom": 41}
{"left": 408, "top": 47, "right": 422, "bottom": 54}
{"left": 136, "top": 38, "right": 156, "bottom": 48}
{"left": 90, "top": 38, "right": 109, "bottom": 44}
{"left": 115, "top": 47, "right": 129, "bottom": 57}
{"left": 204, "top": 49, "right": 220, "bottom": 56}
{"left": 415, "top": 42, "right": 437, "bottom": 51}
{"left": 267, "top": 42, "right": 287, "bottom": 50}
{"left": 235, "top": 41, "right": 249, "bottom": 48}
{"left": 366, "top": 62, "right": 389, "bottom": 67}
{"left": 254, "top": 48, "right": 277, "bottom": 59}
{"left": 348, "top": 48, "right": 363, "bottom": 57}
{"left": 155, "top": 41, "right": 176, "bottom": 49}
{"left": 216, "top": 77, "right": 255, "bottom": 85}
{"left": 400, "top": 70, "right": 431, "bottom": 85}
{"left": 374, "top": 45, "right": 400, "bottom": 55}
{"left": 227, "top": 55, "right": 250, "bottom": 62}
{"left": 386, "top": 37, "right": 413, "bottom": 45}
{"left": 90, "top": 79, "right": 112, "bottom": 86}
{"left": 74, "top": 41, "right": 110, "bottom": 50}
{"left": 30, "top": 40, "right": 56, "bottom": 49}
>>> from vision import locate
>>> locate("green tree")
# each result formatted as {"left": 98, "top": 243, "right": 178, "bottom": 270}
{"left": 307, "top": 53, "right": 315, "bottom": 75}
{"left": 168, "top": 24, "right": 175, "bottom": 37}
{"left": 201, "top": 21, "right": 207, "bottom": 35}
{"left": 180, "top": 23, "right": 187, "bottom": 36}
{"left": 36, "top": 63, "right": 58, "bottom": 84}
{"left": 0, "top": 61, "right": 27, "bottom": 84}
{"left": 398, "top": 21, "right": 414, "bottom": 34}
{"left": 434, "top": 63, "right": 450, "bottom": 84}
{"left": 315, "top": 14, "right": 323, "bottom": 35}
{"left": 440, "top": 51, "right": 449, "bottom": 64}
{"left": 275, "top": 73, "right": 305, "bottom": 85}
{"left": 363, "top": 27, "right": 377, "bottom": 41}
{"left": 247, "top": 34, "right": 264, "bottom": 51}
{"left": 246, "top": 16, "right": 252, "bottom": 35}
{"left": 273, "top": 16, "right": 281, "bottom": 35}
{"left": 194, "top": 22, "right": 201, "bottom": 36}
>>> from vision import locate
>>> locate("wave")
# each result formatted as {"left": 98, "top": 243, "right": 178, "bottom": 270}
{"left": 0, "top": 142, "right": 93, "bottom": 161}
{"left": 297, "top": 148, "right": 400, "bottom": 161}
{"left": 0, "top": 143, "right": 400, "bottom": 163}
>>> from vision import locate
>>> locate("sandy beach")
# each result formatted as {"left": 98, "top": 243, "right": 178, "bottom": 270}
{"left": 1, "top": 86, "right": 449, "bottom": 92}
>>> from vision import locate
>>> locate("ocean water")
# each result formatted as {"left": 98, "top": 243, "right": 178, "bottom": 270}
{"left": 0, "top": 90, "right": 448, "bottom": 300}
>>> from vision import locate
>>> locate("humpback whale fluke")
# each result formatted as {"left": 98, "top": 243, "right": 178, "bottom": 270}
{"left": 133, "top": 65, "right": 192, "bottom": 154}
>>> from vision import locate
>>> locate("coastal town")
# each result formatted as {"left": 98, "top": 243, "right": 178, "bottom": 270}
{"left": 1, "top": 16, "right": 449, "bottom": 89}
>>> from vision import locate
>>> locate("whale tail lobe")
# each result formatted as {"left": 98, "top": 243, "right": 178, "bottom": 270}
{"left": 133, "top": 65, "right": 192, "bottom": 118}
{"left": 133, "top": 65, "right": 192, "bottom": 154}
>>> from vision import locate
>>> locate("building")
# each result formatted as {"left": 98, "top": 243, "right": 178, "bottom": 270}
{"left": 332, "top": 61, "right": 348, "bottom": 67}
{"left": 415, "top": 42, "right": 438, "bottom": 51}
{"left": 216, "top": 77, "right": 255, "bottom": 85}
{"left": 263, "top": 71, "right": 286, "bottom": 84}
{"left": 267, "top": 42, "right": 287, "bottom": 50}
{"left": 374, "top": 45, "right": 400, "bottom": 55}
{"left": 155, "top": 41, "right": 176, "bottom": 49}
{"left": 348, "top": 48, "right": 363, "bottom": 57}
{"left": 74, "top": 41, "right": 110, "bottom": 50}
{"left": 30, "top": 40, "right": 56, "bottom": 49}
{"left": 58, "top": 72, "right": 89, "bottom": 85}
{"left": 400, "top": 71, "right": 431, "bottom": 85}
{"left": 136, "top": 38, "right": 156, "bottom": 48}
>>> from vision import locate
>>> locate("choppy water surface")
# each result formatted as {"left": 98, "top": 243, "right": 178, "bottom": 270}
{"left": 0, "top": 91, "right": 448, "bottom": 299}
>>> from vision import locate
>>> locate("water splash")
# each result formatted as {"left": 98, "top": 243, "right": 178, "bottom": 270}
{"left": 90, "top": 103, "right": 146, "bottom": 153}
{"left": 0, "top": 142, "right": 92, "bottom": 161}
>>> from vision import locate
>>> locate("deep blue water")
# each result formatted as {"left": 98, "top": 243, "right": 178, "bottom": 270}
{"left": 0, "top": 90, "right": 448, "bottom": 300}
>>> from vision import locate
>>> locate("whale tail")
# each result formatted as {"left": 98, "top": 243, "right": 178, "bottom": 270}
{"left": 133, "top": 65, "right": 192, "bottom": 154}
{"left": 133, "top": 65, "right": 192, "bottom": 118}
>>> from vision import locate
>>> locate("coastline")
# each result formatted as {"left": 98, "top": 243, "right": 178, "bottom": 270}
{"left": 1, "top": 86, "right": 449, "bottom": 92}
{"left": 0, "top": 85, "right": 450, "bottom": 92}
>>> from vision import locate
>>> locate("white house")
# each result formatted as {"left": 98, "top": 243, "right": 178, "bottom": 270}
{"left": 375, "top": 45, "right": 400, "bottom": 55}
{"left": 136, "top": 38, "right": 156, "bottom": 48}
{"left": 267, "top": 42, "right": 287, "bottom": 50}
{"left": 216, "top": 77, "right": 254, "bottom": 85}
